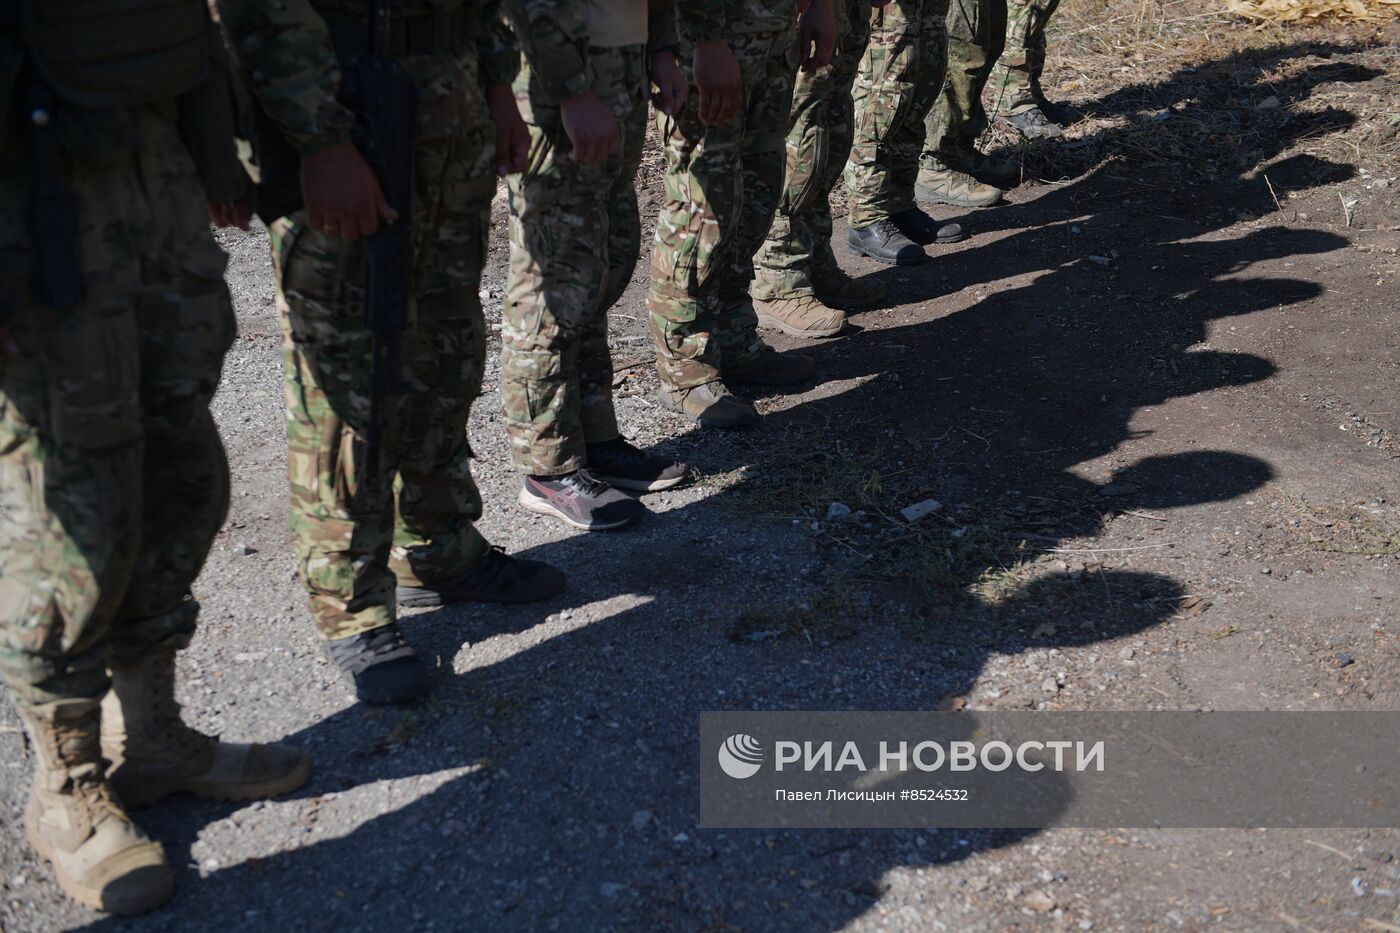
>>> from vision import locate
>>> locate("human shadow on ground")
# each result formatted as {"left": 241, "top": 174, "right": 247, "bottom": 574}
{"left": 78, "top": 38, "right": 1356, "bottom": 933}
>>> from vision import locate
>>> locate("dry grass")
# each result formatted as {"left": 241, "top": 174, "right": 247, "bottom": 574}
{"left": 1228, "top": 0, "right": 1400, "bottom": 24}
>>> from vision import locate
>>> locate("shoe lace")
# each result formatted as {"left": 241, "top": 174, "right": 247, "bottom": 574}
{"left": 329, "top": 625, "right": 416, "bottom": 676}
{"left": 871, "top": 218, "right": 905, "bottom": 240}
{"left": 46, "top": 716, "right": 126, "bottom": 824}
{"left": 561, "top": 469, "right": 612, "bottom": 498}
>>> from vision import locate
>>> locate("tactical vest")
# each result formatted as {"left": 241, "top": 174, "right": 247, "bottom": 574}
{"left": 22, "top": 0, "right": 210, "bottom": 108}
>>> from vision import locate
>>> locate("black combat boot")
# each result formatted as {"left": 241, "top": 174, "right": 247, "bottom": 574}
{"left": 585, "top": 438, "right": 688, "bottom": 492}
{"left": 890, "top": 208, "right": 967, "bottom": 246}
{"left": 847, "top": 219, "right": 927, "bottom": 266}
{"left": 396, "top": 547, "right": 567, "bottom": 608}
{"left": 325, "top": 623, "right": 430, "bottom": 705}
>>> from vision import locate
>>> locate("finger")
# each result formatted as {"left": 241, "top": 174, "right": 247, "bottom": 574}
{"left": 355, "top": 198, "right": 379, "bottom": 238}
{"left": 672, "top": 80, "right": 689, "bottom": 114}
{"left": 698, "top": 87, "right": 717, "bottom": 126}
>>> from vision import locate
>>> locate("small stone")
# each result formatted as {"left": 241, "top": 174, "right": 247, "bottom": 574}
{"left": 900, "top": 498, "right": 943, "bottom": 522}
{"left": 1333, "top": 652, "right": 1355, "bottom": 668}
{"left": 599, "top": 883, "right": 626, "bottom": 899}
{"left": 236, "top": 543, "right": 257, "bottom": 556}
{"left": 673, "top": 832, "right": 690, "bottom": 844}
{"left": 1023, "top": 889, "right": 1056, "bottom": 912}
{"left": 1256, "top": 95, "right": 1281, "bottom": 110}
{"left": 1041, "top": 676, "right": 1060, "bottom": 694}
{"left": 1119, "top": 646, "right": 1136, "bottom": 660}
{"left": 826, "top": 502, "right": 852, "bottom": 520}
{"left": 1260, "top": 567, "right": 1272, "bottom": 575}
{"left": 630, "top": 810, "right": 652, "bottom": 831}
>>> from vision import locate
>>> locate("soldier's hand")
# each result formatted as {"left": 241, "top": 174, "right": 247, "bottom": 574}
{"left": 208, "top": 201, "right": 252, "bottom": 230}
{"left": 798, "top": 0, "right": 837, "bottom": 71}
{"left": 692, "top": 40, "right": 741, "bottom": 126}
{"left": 300, "top": 143, "right": 397, "bottom": 241}
{"left": 561, "top": 90, "right": 621, "bottom": 164}
{"left": 487, "top": 84, "right": 530, "bottom": 176}
{"left": 649, "top": 51, "right": 688, "bottom": 117}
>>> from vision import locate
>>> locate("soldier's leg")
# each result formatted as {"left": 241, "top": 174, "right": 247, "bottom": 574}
{"left": 0, "top": 113, "right": 170, "bottom": 916}
{"left": 392, "top": 62, "right": 568, "bottom": 598}
{"left": 845, "top": 0, "right": 925, "bottom": 231}
{"left": 101, "top": 109, "right": 307, "bottom": 811}
{"left": 925, "top": 0, "right": 1006, "bottom": 159}
{"left": 916, "top": 0, "right": 1013, "bottom": 205}
{"left": 502, "top": 55, "right": 632, "bottom": 477}
{"left": 751, "top": 2, "right": 849, "bottom": 305}
{"left": 274, "top": 221, "right": 399, "bottom": 641}
{"left": 713, "top": 29, "right": 801, "bottom": 367}
{"left": 994, "top": 0, "right": 1059, "bottom": 112}
{"left": 501, "top": 47, "right": 650, "bottom": 530}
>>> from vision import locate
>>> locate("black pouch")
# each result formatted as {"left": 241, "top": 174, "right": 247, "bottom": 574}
{"left": 177, "top": 23, "right": 252, "bottom": 204}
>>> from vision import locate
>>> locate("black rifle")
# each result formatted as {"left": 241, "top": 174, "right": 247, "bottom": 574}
{"left": 355, "top": 1, "right": 418, "bottom": 485}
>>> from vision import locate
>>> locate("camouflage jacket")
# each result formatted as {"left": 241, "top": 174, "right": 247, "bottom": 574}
{"left": 678, "top": 0, "right": 800, "bottom": 44}
{"left": 503, "top": 0, "right": 677, "bottom": 104}
{"left": 216, "top": 0, "right": 518, "bottom": 155}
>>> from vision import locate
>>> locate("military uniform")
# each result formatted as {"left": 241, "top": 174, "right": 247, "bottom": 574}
{"left": 500, "top": 0, "right": 675, "bottom": 476}
{"left": 993, "top": 0, "right": 1060, "bottom": 116}
{"left": 751, "top": 0, "right": 872, "bottom": 302}
{"left": 844, "top": 0, "right": 950, "bottom": 231}
{"left": 646, "top": 0, "right": 802, "bottom": 393}
{"left": 922, "top": 0, "right": 1005, "bottom": 169}
{"left": 0, "top": 1, "right": 306, "bottom": 914}
{"left": 218, "top": 0, "right": 518, "bottom": 642}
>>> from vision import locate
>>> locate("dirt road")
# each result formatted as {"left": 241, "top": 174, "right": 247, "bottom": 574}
{"left": 2, "top": 5, "right": 1398, "bottom": 931}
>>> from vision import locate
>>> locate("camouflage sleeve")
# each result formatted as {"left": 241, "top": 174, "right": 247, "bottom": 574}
{"left": 214, "top": 0, "right": 355, "bottom": 156}
{"left": 498, "top": 0, "right": 586, "bottom": 101}
{"left": 676, "top": 0, "right": 729, "bottom": 44}
{"left": 648, "top": 0, "right": 679, "bottom": 52}
{"left": 478, "top": 0, "right": 524, "bottom": 89}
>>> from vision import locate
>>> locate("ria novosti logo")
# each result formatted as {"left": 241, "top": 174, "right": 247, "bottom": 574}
{"left": 717, "top": 733, "right": 764, "bottom": 779}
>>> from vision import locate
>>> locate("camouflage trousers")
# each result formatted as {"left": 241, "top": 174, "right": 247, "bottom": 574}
{"left": 501, "top": 46, "right": 648, "bottom": 475}
{"left": 992, "top": 0, "right": 1060, "bottom": 113}
{"left": 845, "top": 0, "right": 950, "bottom": 229}
{"left": 923, "top": 0, "right": 1007, "bottom": 167}
{"left": 647, "top": 29, "right": 798, "bottom": 391}
{"left": 752, "top": 0, "right": 873, "bottom": 300}
{"left": 273, "top": 64, "right": 496, "bottom": 641}
{"left": 0, "top": 106, "right": 234, "bottom": 706}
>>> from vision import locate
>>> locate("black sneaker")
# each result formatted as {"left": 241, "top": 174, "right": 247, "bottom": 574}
{"left": 396, "top": 546, "right": 568, "bottom": 607}
{"left": 586, "top": 438, "right": 688, "bottom": 493}
{"left": 517, "top": 470, "right": 645, "bottom": 531}
{"left": 847, "top": 219, "right": 927, "bottom": 266}
{"left": 325, "top": 624, "right": 429, "bottom": 705}
{"left": 890, "top": 208, "right": 968, "bottom": 246}
{"left": 1002, "top": 106, "right": 1063, "bottom": 140}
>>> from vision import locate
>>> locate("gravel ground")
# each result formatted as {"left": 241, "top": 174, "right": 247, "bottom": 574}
{"left": 3, "top": 7, "right": 1400, "bottom": 932}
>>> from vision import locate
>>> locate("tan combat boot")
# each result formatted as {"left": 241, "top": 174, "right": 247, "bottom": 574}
{"left": 753, "top": 294, "right": 845, "bottom": 338}
{"left": 102, "top": 648, "right": 310, "bottom": 809}
{"left": 18, "top": 698, "right": 173, "bottom": 915}
{"left": 657, "top": 382, "right": 759, "bottom": 429}
{"left": 915, "top": 165, "right": 1004, "bottom": 209}
{"left": 811, "top": 265, "right": 887, "bottom": 311}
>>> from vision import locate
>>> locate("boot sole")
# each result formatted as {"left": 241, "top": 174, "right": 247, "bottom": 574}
{"left": 755, "top": 311, "right": 843, "bottom": 339}
{"left": 26, "top": 821, "right": 172, "bottom": 915}
{"left": 516, "top": 488, "right": 642, "bottom": 532}
{"left": 590, "top": 472, "right": 689, "bottom": 493}
{"left": 914, "top": 189, "right": 1004, "bottom": 209}
{"left": 846, "top": 242, "right": 927, "bottom": 266}
{"left": 112, "top": 754, "right": 312, "bottom": 810}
